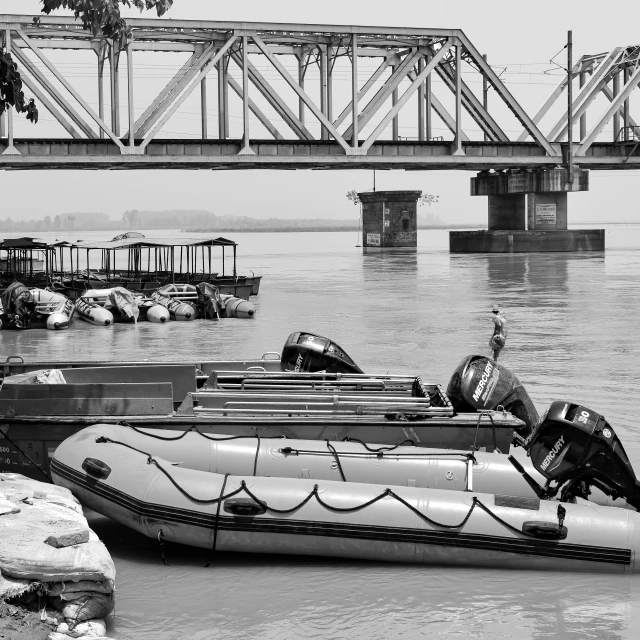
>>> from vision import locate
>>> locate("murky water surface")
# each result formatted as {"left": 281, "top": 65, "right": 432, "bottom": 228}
{"left": 2, "top": 225, "right": 640, "bottom": 639}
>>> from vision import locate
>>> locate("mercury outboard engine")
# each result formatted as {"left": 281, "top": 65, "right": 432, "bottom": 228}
{"left": 527, "top": 401, "right": 640, "bottom": 510}
{"left": 281, "top": 332, "right": 364, "bottom": 374}
{"left": 446, "top": 355, "right": 539, "bottom": 434}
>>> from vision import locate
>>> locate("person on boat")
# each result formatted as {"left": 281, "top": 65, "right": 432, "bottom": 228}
{"left": 489, "top": 305, "right": 507, "bottom": 361}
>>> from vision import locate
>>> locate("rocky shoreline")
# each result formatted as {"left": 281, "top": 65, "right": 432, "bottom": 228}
{"left": 0, "top": 474, "right": 115, "bottom": 640}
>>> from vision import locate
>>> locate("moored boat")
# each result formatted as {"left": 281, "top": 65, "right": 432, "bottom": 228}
{"left": 64, "top": 422, "right": 632, "bottom": 510}
{"left": 139, "top": 299, "right": 170, "bottom": 323}
{"left": 0, "top": 284, "right": 74, "bottom": 330}
{"left": 51, "top": 408, "right": 640, "bottom": 572}
{"left": 30, "top": 288, "right": 74, "bottom": 330}
{"left": 74, "top": 297, "right": 114, "bottom": 326}
{"left": 220, "top": 294, "right": 255, "bottom": 319}
{"left": 151, "top": 286, "right": 197, "bottom": 321}
{"left": 82, "top": 287, "right": 141, "bottom": 323}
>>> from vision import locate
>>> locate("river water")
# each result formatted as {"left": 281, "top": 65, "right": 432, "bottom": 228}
{"left": 2, "top": 225, "right": 640, "bottom": 639}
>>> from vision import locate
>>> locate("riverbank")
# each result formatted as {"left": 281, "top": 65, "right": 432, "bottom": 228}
{"left": 182, "top": 224, "right": 478, "bottom": 233}
{"left": 0, "top": 598, "right": 59, "bottom": 640}
{"left": 0, "top": 474, "right": 115, "bottom": 640}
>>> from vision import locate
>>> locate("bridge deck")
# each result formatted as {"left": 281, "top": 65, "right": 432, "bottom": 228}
{"left": 1, "top": 140, "right": 638, "bottom": 170}
{"left": 1, "top": 15, "right": 639, "bottom": 170}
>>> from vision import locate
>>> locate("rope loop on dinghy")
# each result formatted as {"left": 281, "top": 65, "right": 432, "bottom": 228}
{"left": 205, "top": 473, "right": 230, "bottom": 567}
{"left": 94, "top": 439, "right": 556, "bottom": 540}
{"left": 325, "top": 441, "right": 347, "bottom": 482}
{"left": 100, "top": 430, "right": 269, "bottom": 477}
{"left": 116, "top": 422, "right": 287, "bottom": 444}
{"left": 341, "top": 437, "right": 415, "bottom": 452}
{"left": 472, "top": 412, "right": 501, "bottom": 453}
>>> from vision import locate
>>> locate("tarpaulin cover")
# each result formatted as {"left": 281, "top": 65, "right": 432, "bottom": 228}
{"left": 105, "top": 287, "right": 139, "bottom": 323}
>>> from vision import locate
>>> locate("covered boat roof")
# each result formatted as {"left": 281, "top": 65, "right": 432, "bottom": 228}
{"left": 1, "top": 236, "right": 237, "bottom": 250}
{"left": 0, "top": 237, "right": 51, "bottom": 249}
{"left": 69, "top": 236, "right": 237, "bottom": 250}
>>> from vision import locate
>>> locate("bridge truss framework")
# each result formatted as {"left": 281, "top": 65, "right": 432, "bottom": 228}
{"left": 0, "top": 14, "right": 639, "bottom": 170}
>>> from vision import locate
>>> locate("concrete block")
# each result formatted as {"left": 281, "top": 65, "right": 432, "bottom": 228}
{"left": 45, "top": 528, "right": 90, "bottom": 548}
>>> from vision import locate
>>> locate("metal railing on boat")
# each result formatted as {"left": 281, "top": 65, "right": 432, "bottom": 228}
{"left": 191, "top": 380, "right": 453, "bottom": 417}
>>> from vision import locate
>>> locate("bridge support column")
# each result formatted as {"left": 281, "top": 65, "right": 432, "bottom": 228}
{"left": 450, "top": 168, "right": 604, "bottom": 252}
{"left": 359, "top": 190, "right": 421, "bottom": 251}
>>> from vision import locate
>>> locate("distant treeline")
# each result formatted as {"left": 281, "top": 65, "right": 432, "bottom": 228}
{"left": 0, "top": 208, "right": 447, "bottom": 233}
{"left": 0, "top": 212, "right": 115, "bottom": 232}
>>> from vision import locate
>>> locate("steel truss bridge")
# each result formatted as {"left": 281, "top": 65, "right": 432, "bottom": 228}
{"left": 1, "top": 14, "right": 640, "bottom": 171}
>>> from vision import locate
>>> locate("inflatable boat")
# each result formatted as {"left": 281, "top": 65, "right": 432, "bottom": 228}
{"left": 151, "top": 285, "right": 197, "bottom": 321}
{"left": 81, "top": 288, "right": 140, "bottom": 323}
{"left": 74, "top": 297, "right": 114, "bottom": 326}
{"left": 79, "top": 288, "right": 169, "bottom": 323}
{"left": 138, "top": 299, "right": 170, "bottom": 323}
{"left": 151, "top": 283, "right": 255, "bottom": 320}
{"left": 29, "top": 288, "right": 74, "bottom": 330}
{"left": 220, "top": 294, "right": 255, "bottom": 319}
{"left": 0, "top": 285, "right": 73, "bottom": 330}
{"left": 57, "top": 423, "right": 631, "bottom": 510}
{"left": 51, "top": 402, "right": 640, "bottom": 572}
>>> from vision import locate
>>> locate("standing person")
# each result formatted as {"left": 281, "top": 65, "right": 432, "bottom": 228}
{"left": 489, "top": 304, "right": 507, "bottom": 361}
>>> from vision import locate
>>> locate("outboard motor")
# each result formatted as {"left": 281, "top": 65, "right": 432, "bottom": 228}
{"left": 446, "top": 355, "right": 539, "bottom": 434}
{"left": 281, "top": 332, "right": 364, "bottom": 374}
{"left": 527, "top": 401, "right": 640, "bottom": 510}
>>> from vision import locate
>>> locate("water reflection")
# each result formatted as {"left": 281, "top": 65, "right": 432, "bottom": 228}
{"left": 93, "top": 501, "right": 640, "bottom": 640}
{"left": 361, "top": 249, "right": 418, "bottom": 280}
{"left": 4, "top": 228, "right": 640, "bottom": 640}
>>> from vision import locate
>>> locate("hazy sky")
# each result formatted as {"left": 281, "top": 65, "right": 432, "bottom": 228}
{"left": 2, "top": 0, "right": 640, "bottom": 222}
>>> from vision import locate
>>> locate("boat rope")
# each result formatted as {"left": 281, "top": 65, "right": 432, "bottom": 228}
{"left": 253, "top": 436, "right": 260, "bottom": 477}
{"left": 205, "top": 472, "right": 230, "bottom": 568}
{"left": 340, "top": 437, "right": 415, "bottom": 452}
{"left": 101, "top": 430, "right": 264, "bottom": 477}
{"left": 325, "top": 441, "right": 347, "bottom": 482}
{"left": 128, "top": 450, "right": 553, "bottom": 540}
{"left": 281, "top": 446, "right": 477, "bottom": 462}
{"left": 116, "top": 421, "right": 287, "bottom": 443}
{"left": 471, "top": 412, "right": 500, "bottom": 453}
{"left": 157, "top": 529, "right": 168, "bottom": 566}
{"left": 0, "top": 429, "right": 51, "bottom": 482}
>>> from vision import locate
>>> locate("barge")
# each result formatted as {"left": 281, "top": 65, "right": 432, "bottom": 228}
{"left": 0, "top": 332, "right": 533, "bottom": 481}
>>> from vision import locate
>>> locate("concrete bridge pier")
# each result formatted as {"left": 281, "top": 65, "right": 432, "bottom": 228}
{"left": 359, "top": 190, "right": 421, "bottom": 251}
{"left": 450, "top": 169, "right": 604, "bottom": 252}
